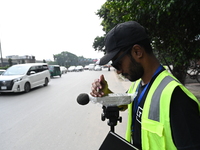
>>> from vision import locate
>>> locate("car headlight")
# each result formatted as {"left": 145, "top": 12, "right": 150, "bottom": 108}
{"left": 13, "top": 77, "right": 23, "bottom": 82}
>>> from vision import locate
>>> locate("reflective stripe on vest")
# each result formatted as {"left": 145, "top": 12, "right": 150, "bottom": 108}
{"left": 149, "top": 76, "right": 176, "bottom": 122}
{"left": 142, "top": 73, "right": 179, "bottom": 150}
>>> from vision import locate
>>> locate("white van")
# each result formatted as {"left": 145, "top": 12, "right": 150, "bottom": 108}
{"left": 0, "top": 63, "right": 50, "bottom": 93}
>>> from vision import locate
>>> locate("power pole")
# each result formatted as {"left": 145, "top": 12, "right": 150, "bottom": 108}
{"left": 0, "top": 39, "right": 3, "bottom": 67}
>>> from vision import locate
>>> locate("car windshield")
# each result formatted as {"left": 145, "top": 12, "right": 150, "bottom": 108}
{"left": 2, "top": 65, "right": 30, "bottom": 75}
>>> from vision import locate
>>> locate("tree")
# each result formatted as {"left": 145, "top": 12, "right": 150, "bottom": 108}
{"left": 93, "top": 36, "right": 105, "bottom": 53}
{"left": 53, "top": 51, "right": 78, "bottom": 67}
{"left": 8, "top": 58, "right": 13, "bottom": 66}
{"left": 47, "top": 61, "right": 57, "bottom": 65}
{"left": 53, "top": 51, "right": 98, "bottom": 68}
{"left": 93, "top": 0, "right": 200, "bottom": 84}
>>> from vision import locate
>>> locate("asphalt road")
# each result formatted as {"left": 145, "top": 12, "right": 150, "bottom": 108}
{"left": 0, "top": 68, "right": 131, "bottom": 150}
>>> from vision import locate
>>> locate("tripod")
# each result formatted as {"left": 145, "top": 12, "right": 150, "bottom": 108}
{"left": 100, "top": 106, "right": 139, "bottom": 150}
{"left": 101, "top": 106, "right": 122, "bottom": 132}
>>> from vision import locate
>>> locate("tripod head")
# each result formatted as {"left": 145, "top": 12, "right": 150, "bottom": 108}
{"left": 101, "top": 106, "right": 122, "bottom": 132}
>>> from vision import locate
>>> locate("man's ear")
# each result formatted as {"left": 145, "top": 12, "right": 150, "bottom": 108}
{"left": 131, "top": 44, "right": 143, "bottom": 59}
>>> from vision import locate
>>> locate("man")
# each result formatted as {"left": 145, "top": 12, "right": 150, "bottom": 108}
{"left": 90, "top": 21, "right": 200, "bottom": 150}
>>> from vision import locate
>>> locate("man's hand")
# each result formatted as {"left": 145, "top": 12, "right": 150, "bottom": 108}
{"left": 90, "top": 75, "right": 112, "bottom": 97}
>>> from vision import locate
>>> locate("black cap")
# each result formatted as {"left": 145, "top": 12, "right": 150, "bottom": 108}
{"left": 99, "top": 21, "right": 148, "bottom": 65}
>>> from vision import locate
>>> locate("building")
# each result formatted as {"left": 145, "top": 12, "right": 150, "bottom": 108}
{"left": 1, "top": 55, "right": 36, "bottom": 66}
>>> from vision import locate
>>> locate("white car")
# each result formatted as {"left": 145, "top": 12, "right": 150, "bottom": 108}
{"left": 88, "top": 64, "right": 95, "bottom": 70}
{"left": 60, "top": 66, "right": 67, "bottom": 74}
{"left": 0, "top": 63, "right": 50, "bottom": 93}
{"left": 68, "top": 66, "right": 76, "bottom": 72}
{"left": 84, "top": 65, "right": 89, "bottom": 70}
{"left": 75, "top": 66, "right": 84, "bottom": 72}
{"left": 94, "top": 65, "right": 102, "bottom": 71}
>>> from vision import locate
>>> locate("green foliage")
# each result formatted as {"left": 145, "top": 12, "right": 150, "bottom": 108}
{"left": 8, "top": 58, "right": 13, "bottom": 66}
{"left": 94, "top": 0, "right": 200, "bottom": 84}
{"left": 53, "top": 51, "right": 97, "bottom": 68}
{"left": 47, "top": 61, "right": 58, "bottom": 65}
{"left": 53, "top": 51, "right": 78, "bottom": 68}
{"left": 93, "top": 36, "right": 105, "bottom": 53}
{"left": 0, "top": 66, "right": 9, "bottom": 70}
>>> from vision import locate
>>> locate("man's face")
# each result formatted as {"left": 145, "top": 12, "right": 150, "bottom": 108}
{"left": 111, "top": 47, "right": 144, "bottom": 82}
{"left": 122, "top": 56, "right": 144, "bottom": 82}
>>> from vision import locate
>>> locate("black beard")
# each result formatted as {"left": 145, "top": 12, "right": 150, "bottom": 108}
{"left": 122, "top": 58, "right": 144, "bottom": 82}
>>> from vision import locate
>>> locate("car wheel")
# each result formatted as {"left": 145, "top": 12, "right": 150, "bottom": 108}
{"left": 44, "top": 78, "right": 49, "bottom": 86}
{"left": 24, "top": 82, "right": 31, "bottom": 93}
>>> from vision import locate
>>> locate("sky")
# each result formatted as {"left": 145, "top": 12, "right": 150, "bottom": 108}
{"left": 0, "top": 0, "right": 106, "bottom": 61}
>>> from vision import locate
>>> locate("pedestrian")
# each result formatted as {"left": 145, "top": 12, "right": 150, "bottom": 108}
{"left": 90, "top": 21, "right": 200, "bottom": 150}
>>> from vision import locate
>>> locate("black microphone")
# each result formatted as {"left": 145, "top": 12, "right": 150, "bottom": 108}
{"left": 77, "top": 93, "right": 136, "bottom": 106}
{"left": 77, "top": 93, "right": 90, "bottom": 105}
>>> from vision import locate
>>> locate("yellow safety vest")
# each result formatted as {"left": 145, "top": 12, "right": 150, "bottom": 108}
{"left": 126, "top": 70, "right": 200, "bottom": 150}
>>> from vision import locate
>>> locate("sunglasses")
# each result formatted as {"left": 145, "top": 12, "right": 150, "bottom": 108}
{"left": 111, "top": 47, "right": 132, "bottom": 70}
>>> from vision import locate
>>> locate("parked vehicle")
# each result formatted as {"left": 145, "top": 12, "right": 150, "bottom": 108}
{"left": 48, "top": 65, "right": 62, "bottom": 77}
{"left": 88, "top": 64, "right": 95, "bottom": 71}
{"left": 75, "top": 66, "right": 84, "bottom": 72}
{"left": 0, "top": 69, "right": 6, "bottom": 75}
{"left": 84, "top": 65, "right": 89, "bottom": 70}
{"left": 68, "top": 66, "right": 76, "bottom": 72}
{"left": 94, "top": 65, "right": 102, "bottom": 71}
{"left": 0, "top": 63, "right": 50, "bottom": 93}
{"left": 60, "top": 66, "right": 67, "bottom": 74}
